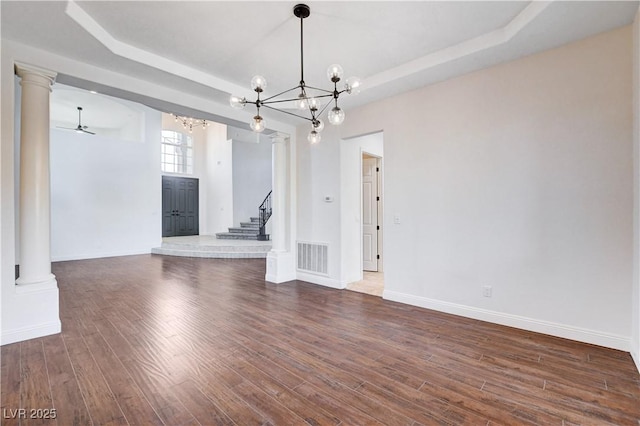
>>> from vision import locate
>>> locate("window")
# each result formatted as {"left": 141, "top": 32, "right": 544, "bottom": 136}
{"left": 161, "top": 130, "right": 193, "bottom": 174}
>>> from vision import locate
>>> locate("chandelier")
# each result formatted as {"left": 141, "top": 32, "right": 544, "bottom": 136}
{"left": 173, "top": 114, "right": 210, "bottom": 133}
{"left": 229, "top": 4, "right": 361, "bottom": 144}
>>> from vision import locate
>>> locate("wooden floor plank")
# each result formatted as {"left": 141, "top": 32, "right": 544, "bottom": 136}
{"left": 42, "top": 334, "right": 92, "bottom": 426}
{"left": 20, "top": 340, "right": 55, "bottom": 426}
{"left": 1, "top": 344, "right": 22, "bottom": 426}
{"left": 0, "top": 254, "right": 638, "bottom": 425}
{"left": 81, "top": 329, "right": 164, "bottom": 425}
{"left": 62, "top": 333, "right": 128, "bottom": 425}
{"left": 171, "top": 379, "right": 235, "bottom": 426}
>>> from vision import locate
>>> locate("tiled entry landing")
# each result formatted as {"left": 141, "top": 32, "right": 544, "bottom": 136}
{"left": 346, "top": 271, "right": 384, "bottom": 297}
{"left": 151, "top": 235, "right": 272, "bottom": 259}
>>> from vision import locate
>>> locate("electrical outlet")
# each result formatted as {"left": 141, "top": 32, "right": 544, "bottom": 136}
{"left": 482, "top": 286, "right": 492, "bottom": 298}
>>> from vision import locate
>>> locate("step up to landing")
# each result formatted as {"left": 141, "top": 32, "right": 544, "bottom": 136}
{"left": 215, "top": 217, "right": 269, "bottom": 241}
{"left": 151, "top": 235, "right": 272, "bottom": 259}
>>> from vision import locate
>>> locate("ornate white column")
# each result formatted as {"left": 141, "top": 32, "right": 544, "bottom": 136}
{"left": 15, "top": 62, "right": 57, "bottom": 289}
{"left": 266, "top": 132, "right": 295, "bottom": 283}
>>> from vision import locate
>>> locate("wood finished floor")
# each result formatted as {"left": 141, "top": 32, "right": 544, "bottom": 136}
{"left": 2, "top": 255, "right": 640, "bottom": 425}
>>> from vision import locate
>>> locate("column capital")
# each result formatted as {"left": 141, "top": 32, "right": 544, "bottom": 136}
{"left": 270, "top": 132, "right": 290, "bottom": 145}
{"left": 15, "top": 62, "right": 56, "bottom": 90}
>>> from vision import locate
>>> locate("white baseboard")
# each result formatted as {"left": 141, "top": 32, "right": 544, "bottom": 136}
{"left": 265, "top": 271, "right": 297, "bottom": 284}
{"left": 383, "top": 290, "right": 630, "bottom": 351}
{"left": 632, "top": 347, "right": 640, "bottom": 374}
{"left": 52, "top": 248, "right": 151, "bottom": 262}
{"left": 1, "top": 320, "right": 61, "bottom": 345}
{"left": 296, "top": 271, "right": 346, "bottom": 289}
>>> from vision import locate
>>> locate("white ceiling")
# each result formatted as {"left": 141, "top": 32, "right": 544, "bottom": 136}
{"left": 2, "top": 1, "right": 638, "bottom": 129}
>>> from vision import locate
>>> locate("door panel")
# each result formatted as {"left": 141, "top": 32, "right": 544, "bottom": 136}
{"left": 162, "top": 179, "right": 175, "bottom": 237}
{"left": 162, "top": 176, "right": 199, "bottom": 237}
{"left": 362, "top": 157, "right": 378, "bottom": 271}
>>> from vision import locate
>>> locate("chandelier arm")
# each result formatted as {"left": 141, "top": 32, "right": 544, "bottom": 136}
{"left": 261, "top": 104, "right": 314, "bottom": 122}
{"left": 261, "top": 85, "right": 303, "bottom": 102}
{"left": 262, "top": 97, "right": 307, "bottom": 105}
{"left": 260, "top": 93, "right": 333, "bottom": 104}
{"left": 316, "top": 98, "right": 333, "bottom": 117}
{"left": 302, "top": 85, "right": 335, "bottom": 95}
{"left": 261, "top": 93, "right": 334, "bottom": 105}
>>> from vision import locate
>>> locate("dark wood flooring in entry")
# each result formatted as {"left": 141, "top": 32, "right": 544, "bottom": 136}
{"left": 2, "top": 255, "right": 640, "bottom": 425}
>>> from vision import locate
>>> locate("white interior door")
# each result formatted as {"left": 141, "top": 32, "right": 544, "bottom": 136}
{"left": 362, "top": 156, "right": 378, "bottom": 271}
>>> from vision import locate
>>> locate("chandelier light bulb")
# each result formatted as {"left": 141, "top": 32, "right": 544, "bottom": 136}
{"left": 229, "top": 95, "right": 247, "bottom": 109}
{"left": 345, "top": 76, "right": 362, "bottom": 95}
{"left": 327, "top": 64, "right": 344, "bottom": 82}
{"left": 308, "top": 130, "right": 321, "bottom": 144}
{"left": 308, "top": 97, "right": 318, "bottom": 111}
{"left": 328, "top": 106, "right": 345, "bottom": 125}
{"left": 296, "top": 93, "right": 308, "bottom": 110}
{"left": 313, "top": 118, "right": 324, "bottom": 133}
{"left": 250, "top": 115, "right": 265, "bottom": 133}
{"left": 251, "top": 75, "right": 267, "bottom": 92}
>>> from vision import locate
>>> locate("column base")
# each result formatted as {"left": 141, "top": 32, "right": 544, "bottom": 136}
{"left": 15, "top": 273, "right": 58, "bottom": 293}
{"left": 265, "top": 251, "right": 296, "bottom": 284}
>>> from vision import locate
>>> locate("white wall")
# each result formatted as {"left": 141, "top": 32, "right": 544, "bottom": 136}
{"left": 47, "top": 98, "right": 161, "bottom": 261}
{"left": 205, "top": 123, "right": 234, "bottom": 234}
{"left": 232, "top": 138, "right": 272, "bottom": 226}
{"left": 296, "top": 124, "right": 343, "bottom": 286}
{"left": 632, "top": 7, "right": 640, "bottom": 372}
{"left": 298, "top": 26, "right": 633, "bottom": 350}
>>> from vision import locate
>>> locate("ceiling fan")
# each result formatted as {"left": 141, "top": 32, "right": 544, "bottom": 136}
{"left": 57, "top": 106, "right": 95, "bottom": 135}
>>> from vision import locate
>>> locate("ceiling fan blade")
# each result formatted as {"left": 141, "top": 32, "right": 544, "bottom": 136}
{"left": 54, "top": 126, "right": 95, "bottom": 135}
{"left": 56, "top": 107, "right": 95, "bottom": 135}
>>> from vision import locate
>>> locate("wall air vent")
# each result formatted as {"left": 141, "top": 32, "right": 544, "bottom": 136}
{"left": 297, "top": 242, "right": 328, "bottom": 275}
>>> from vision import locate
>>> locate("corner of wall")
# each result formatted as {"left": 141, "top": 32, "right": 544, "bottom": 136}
{"left": 632, "top": 5, "right": 640, "bottom": 374}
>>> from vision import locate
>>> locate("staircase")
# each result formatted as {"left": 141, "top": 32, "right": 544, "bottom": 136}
{"left": 216, "top": 190, "right": 272, "bottom": 241}
{"left": 215, "top": 217, "right": 266, "bottom": 240}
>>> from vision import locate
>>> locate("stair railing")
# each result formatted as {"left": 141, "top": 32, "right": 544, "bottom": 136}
{"left": 257, "top": 190, "right": 272, "bottom": 241}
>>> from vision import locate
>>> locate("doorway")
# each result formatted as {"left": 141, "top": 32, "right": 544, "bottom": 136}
{"left": 162, "top": 176, "right": 199, "bottom": 237}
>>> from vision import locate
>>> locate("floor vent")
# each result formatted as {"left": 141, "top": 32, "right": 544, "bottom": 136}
{"left": 297, "top": 242, "right": 328, "bottom": 275}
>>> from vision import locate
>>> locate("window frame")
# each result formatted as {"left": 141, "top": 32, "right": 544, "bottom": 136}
{"left": 161, "top": 130, "right": 194, "bottom": 175}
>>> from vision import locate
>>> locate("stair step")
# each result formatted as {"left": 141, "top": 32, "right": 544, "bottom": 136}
{"left": 228, "top": 227, "right": 259, "bottom": 234}
{"left": 250, "top": 217, "right": 259, "bottom": 223}
{"left": 152, "top": 247, "right": 269, "bottom": 259}
{"left": 216, "top": 232, "right": 266, "bottom": 240}
{"left": 158, "top": 243, "right": 271, "bottom": 253}
{"left": 240, "top": 222, "right": 260, "bottom": 229}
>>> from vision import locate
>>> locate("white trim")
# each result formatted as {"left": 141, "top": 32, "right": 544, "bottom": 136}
{"left": 365, "top": 1, "right": 551, "bottom": 90}
{"left": 383, "top": 290, "right": 631, "bottom": 351}
{"left": 64, "top": 1, "right": 251, "bottom": 99}
{"left": 632, "top": 349, "right": 640, "bottom": 374}
{"left": 52, "top": 248, "right": 152, "bottom": 262}
{"left": 296, "top": 272, "right": 346, "bottom": 290}
{"left": 1, "top": 321, "right": 61, "bottom": 346}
